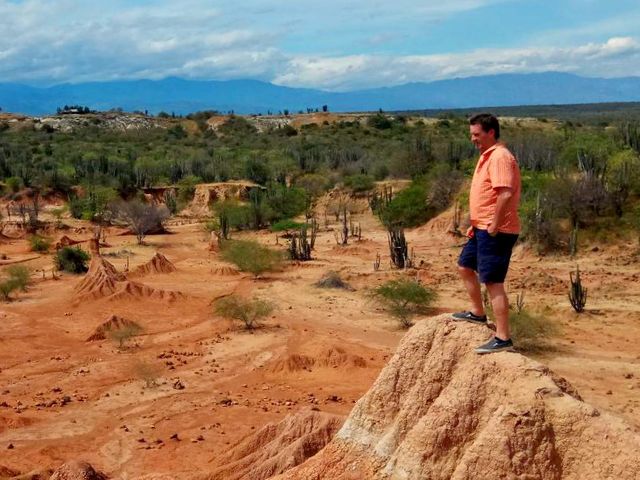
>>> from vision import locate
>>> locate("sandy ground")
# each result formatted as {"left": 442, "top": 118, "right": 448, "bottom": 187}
{"left": 0, "top": 208, "right": 639, "bottom": 477}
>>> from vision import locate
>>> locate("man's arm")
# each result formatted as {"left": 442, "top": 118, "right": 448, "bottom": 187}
{"left": 488, "top": 187, "right": 513, "bottom": 236}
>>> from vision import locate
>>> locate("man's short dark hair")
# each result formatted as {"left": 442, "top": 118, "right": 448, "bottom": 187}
{"left": 469, "top": 113, "right": 500, "bottom": 140}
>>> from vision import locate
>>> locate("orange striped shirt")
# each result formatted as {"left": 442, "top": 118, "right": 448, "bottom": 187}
{"left": 469, "top": 143, "right": 521, "bottom": 234}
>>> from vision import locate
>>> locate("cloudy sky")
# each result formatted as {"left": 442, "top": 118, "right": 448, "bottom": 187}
{"left": 1, "top": 0, "right": 639, "bottom": 90}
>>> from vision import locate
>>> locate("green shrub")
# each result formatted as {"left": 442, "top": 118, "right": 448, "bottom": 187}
{"left": 367, "top": 113, "right": 393, "bottom": 130}
{"left": 29, "top": 235, "right": 51, "bottom": 252}
{"left": 204, "top": 217, "right": 219, "bottom": 233}
{"left": 378, "top": 182, "right": 434, "bottom": 228}
{"left": 0, "top": 266, "right": 31, "bottom": 301}
{"left": 5, "top": 177, "right": 23, "bottom": 193}
{"left": 509, "top": 310, "right": 559, "bottom": 352}
{"left": 369, "top": 278, "right": 436, "bottom": 328}
{"left": 213, "top": 294, "right": 274, "bottom": 329}
{"left": 344, "top": 174, "right": 375, "bottom": 193}
{"left": 176, "top": 175, "right": 201, "bottom": 205}
{"left": 220, "top": 240, "right": 283, "bottom": 278}
{"left": 6, "top": 266, "right": 30, "bottom": 291}
{"left": 265, "top": 185, "right": 308, "bottom": 222}
{"left": 55, "top": 247, "right": 90, "bottom": 273}
{"left": 0, "top": 279, "right": 18, "bottom": 301}
{"left": 271, "top": 219, "right": 305, "bottom": 232}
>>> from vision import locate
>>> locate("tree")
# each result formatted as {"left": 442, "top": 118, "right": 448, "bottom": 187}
{"left": 606, "top": 149, "right": 640, "bottom": 217}
{"left": 109, "top": 200, "right": 169, "bottom": 245}
{"left": 55, "top": 247, "right": 90, "bottom": 273}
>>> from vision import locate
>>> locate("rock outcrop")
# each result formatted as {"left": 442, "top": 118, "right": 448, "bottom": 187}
{"left": 184, "top": 182, "right": 264, "bottom": 217}
{"left": 274, "top": 315, "right": 640, "bottom": 480}
{"left": 49, "top": 460, "right": 108, "bottom": 480}
{"left": 204, "top": 408, "right": 343, "bottom": 480}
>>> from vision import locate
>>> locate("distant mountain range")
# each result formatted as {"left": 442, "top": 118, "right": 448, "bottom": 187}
{"left": 1, "top": 72, "right": 640, "bottom": 116}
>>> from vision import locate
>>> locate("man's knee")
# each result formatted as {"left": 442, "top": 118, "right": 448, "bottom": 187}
{"left": 458, "top": 265, "right": 476, "bottom": 277}
{"left": 485, "top": 282, "right": 505, "bottom": 293}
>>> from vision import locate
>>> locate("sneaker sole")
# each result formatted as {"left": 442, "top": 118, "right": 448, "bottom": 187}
{"left": 475, "top": 346, "right": 515, "bottom": 354}
{"left": 450, "top": 314, "right": 487, "bottom": 325}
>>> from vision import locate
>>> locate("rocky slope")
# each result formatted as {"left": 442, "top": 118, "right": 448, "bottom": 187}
{"left": 274, "top": 315, "right": 640, "bottom": 480}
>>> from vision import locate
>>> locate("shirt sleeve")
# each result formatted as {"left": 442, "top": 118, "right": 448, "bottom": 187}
{"left": 489, "top": 149, "right": 517, "bottom": 190}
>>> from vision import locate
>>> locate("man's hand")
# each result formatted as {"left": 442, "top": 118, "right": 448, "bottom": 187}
{"left": 487, "top": 224, "right": 498, "bottom": 237}
{"left": 466, "top": 226, "right": 474, "bottom": 238}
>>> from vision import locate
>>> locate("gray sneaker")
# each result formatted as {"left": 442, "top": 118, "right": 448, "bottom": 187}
{"left": 475, "top": 337, "right": 514, "bottom": 354}
{"left": 451, "top": 311, "right": 488, "bottom": 325}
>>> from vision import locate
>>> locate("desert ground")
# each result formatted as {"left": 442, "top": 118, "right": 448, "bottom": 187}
{"left": 0, "top": 199, "right": 639, "bottom": 478}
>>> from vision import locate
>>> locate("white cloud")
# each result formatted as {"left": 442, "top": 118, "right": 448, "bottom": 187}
{"left": 0, "top": 1, "right": 638, "bottom": 89}
{"left": 273, "top": 37, "right": 640, "bottom": 90}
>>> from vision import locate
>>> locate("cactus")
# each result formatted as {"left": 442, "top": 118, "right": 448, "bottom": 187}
{"left": 515, "top": 291, "right": 525, "bottom": 314}
{"left": 569, "top": 226, "right": 579, "bottom": 257}
{"left": 387, "top": 227, "right": 409, "bottom": 269}
{"left": 334, "top": 205, "right": 349, "bottom": 245}
{"left": 309, "top": 217, "right": 318, "bottom": 250}
{"left": 369, "top": 185, "right": 393, "bottom": 214}
{"left": 569, "top": 265, "right": 587, "bottom": 313}
{"left": 289, "top": 225, "right": 312, "bottom": 261}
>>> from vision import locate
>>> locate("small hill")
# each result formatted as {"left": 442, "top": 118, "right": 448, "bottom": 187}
{"left": 131, "top": 252, "right": 177, "bottom": 276}
{"left": 86, "top": 315, "right": 141, "bottom": 342}
{"left": 274, "top": 315, "right": 640, "bottom": 480}
{"left": 204, "top": 408, "right": 343, "bottom": 480}
{"left": 74, "top": 255, "right": 183, "bottom": 303}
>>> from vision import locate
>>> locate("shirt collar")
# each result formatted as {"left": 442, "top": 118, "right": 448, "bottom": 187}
{"left": 481, "top": 142, "right": 501, "bottom": 157}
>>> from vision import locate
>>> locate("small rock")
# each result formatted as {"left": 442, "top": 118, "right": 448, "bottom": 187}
{"left": 173, "top": 380, "right": 185, "bottom": 390}
{"left": 7, "top": 443, "right": 14, "bottom": 449}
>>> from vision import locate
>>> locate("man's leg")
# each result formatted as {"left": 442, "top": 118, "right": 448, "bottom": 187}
{"left": 457, "top": 265, "right": 485, "bottom": 317}
{"left": 486, "top": 282, "right": 510, "bottom": 340}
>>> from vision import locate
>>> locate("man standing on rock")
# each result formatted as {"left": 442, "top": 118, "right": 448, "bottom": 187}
{"left": 452, "top": 113, "right": 521, "bottom": 354}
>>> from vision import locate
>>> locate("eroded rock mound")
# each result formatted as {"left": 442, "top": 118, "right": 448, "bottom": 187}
{"left": 74, "top": 256, "right": 183, "bottom": 303}
{"left": 204, "top": 408, "right": 343, "bottom": 480}
{"left": 269, "top": 346, "right": 367, "bottom": 373}
{"left": 108, "top": 281, "right": 185, "bottom": 302}
{"left": 54, "top": 235, "right": 83, "bottom": 250}
{"left": 131, "top": 252, "right": 177, "bottom": 276}
{"left": 74, "top": 256, "right": 125, "bottom": 300}
{"left": 86, "top": 315, "right": 141, "bottom": 342}
{"left": 211, "top": 265, "right": 240, "bottom": 276}
{"left": 185, "top": 182, "right": 264, "bottom": 216}
{"left": 49, "top": 460, "right": 108, "bottom": 480}
{"left": 274, "top": 315, "right": 640, "bottom": 480}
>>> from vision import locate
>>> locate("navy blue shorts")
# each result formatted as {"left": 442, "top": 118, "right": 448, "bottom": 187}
{"left": 458, "top": 228, "right": 518, "bottom": 284}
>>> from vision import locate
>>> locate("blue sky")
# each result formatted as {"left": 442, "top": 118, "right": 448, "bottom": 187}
{"left": 0, "top": 0, "right": 639, "bottom": 90}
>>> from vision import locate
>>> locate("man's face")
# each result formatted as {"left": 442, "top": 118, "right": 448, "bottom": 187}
{"left": 469, "top": 124, "right": 495, "bottom": 151}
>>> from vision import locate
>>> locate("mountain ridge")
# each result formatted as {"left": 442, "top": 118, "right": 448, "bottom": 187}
{"left": 1, "top": 72, "right": 640, "bottom": 116}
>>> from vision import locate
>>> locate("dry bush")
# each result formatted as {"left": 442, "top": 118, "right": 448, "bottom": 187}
{"left": 107, "top": 323, "right": 143, "bottom": 350}
{"left": 314, "top": 271, "right": 354, "bottom": 290}
{"left": 214, "top": 294, "right": 274, "bottom": 330}
{"left": 132, "top": 360, "right": 161, "bottom": 388}
{"left": 510, "top": 310, "right": 559, "bottom": 353}
{"left": 369, "top": 278, "right": 436, "bottom": 328}
{"left": 109, "top": 199, "right": 169, "bottom": 245}
{"left": 220, "top": 240, "right": 282, "bottom": 278}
